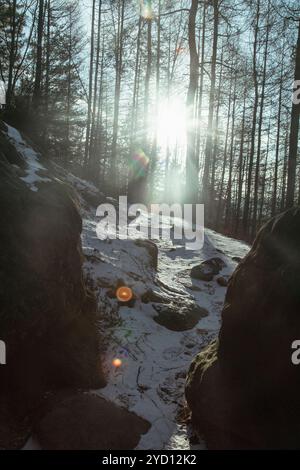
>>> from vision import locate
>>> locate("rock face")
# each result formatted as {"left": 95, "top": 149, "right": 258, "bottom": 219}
{"left": 35, "top": 393, "right": 150, "bottom": 450}
{"left": 153, "top": 301, "right": 208, "bottom": 332}
{"left": 186, "top": 207, "right": 300, "bottom": 449}
{"left": 134, "top": 239, "right": 158, "bottom": 270}
{"left": 191, "top": 257, "right": 226, "bottom": 282}
{"left": 0, "top": 123, "right": 105, "bottom": 448}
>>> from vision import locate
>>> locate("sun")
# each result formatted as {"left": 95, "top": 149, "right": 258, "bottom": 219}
{"left": 155, "top": 97, "right": 187, "bottom": 154}
{"left": 140, "top": 1, "right": 154, "bottom": 19}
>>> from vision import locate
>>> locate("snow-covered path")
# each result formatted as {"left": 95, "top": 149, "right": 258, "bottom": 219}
{"left": 3, "top": 123, "right": 250, "bottom": 451}
{"left": 82, "top": 211, "right": 250, "bottom": 450}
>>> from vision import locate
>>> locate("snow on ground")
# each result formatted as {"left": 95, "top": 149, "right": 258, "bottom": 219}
{"left": 5, "top": 124, "right": 250, "bottom": 450}
{"left": 82, "top": 205, "right": 250, "bottom": 450}
{"left": 4, "top": 123, "right": 51, "bottom": 191}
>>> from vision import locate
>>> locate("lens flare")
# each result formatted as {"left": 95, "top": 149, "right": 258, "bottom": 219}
{"left": 116, "top": 286, "right": 133, "bottom": 303}
{"left": 176, "top": 46, "right": 185, "bottom": 55}
{"left": 112, "top": 358, "right": 122, "bottom": 368}
{"left": 129, "top": 149, "right": 149, "bottom": 179}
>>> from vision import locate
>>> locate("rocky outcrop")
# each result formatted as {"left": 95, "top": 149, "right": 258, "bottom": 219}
{"left": 0, "top": 123, "right": 105, "bottom": 448}
{"left": 134, "top": 239, "right": 158, "bottom": 270}
{"left": 191, "top": 257, "right": 226, "bottom": 282}
{"left": 35, "top": 393, "right": 150, "bottom": 450}
{"left": 153, "top": 301, "right": 208, "bottom": 331}
{"left": 186, "top": 207, "right": 300, "bottom": 449}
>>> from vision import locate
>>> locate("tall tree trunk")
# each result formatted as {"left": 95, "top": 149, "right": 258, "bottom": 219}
{"left": 155, "top": 0, "right": 161, "bottom": 129}
{"left": 215, "top": 77, "right": 233, "bottom": 228}
{"left": 281, "top": 130, "right": 289, "bottom": 211}
{"left": 286, "top": 19, "right": 300, "bottom": 208}
{"left": 89, "top": 0, "right": 102, "bottom": 172}
{"left": 210, "top": 49, "right": 223, "bottom": 203}
{"left": 150, "top": 0, "right": 161, "bottom": 192}
{"left": 252, "top": 0, "right": 270, "bottom": 238}
{"left": 6, "top": 0, "right": 17, "bottom": 107}
{"left": 144, "top": 16, "right": 152, "bottom": 146}
{"left": 84, "top": 0, "right": 96, "bottom": 166}
{"left": 164, "top": 24, "right": 172, "bottom": 201}
{"left": 110, "top": 0, "right": 125, "bottom": 190}
{"left": 195, "top": 1, "right": 207, "bottom": 166}
{"left": 235, "top": 89, "right": 247, "bottom": 235}
{"left": 65, "top": 5, "right": 72, "bottom": 160}
{"left": 224, "top": 72, "right": 237, "bottom": 230}
{"left": 96, "top": 38, "right": 105, "bottom": 183}
{"left": 259, "top": 118, "right": 271, "bottom": 226}
{"left": 242, "top": 0, "right": 260, "bottom": 237}
{"left": 185, "top": 0, "right": 199, "bottom": 204}
{"left": 127, "top": 7, "right": 143, "bottom": 200}
{"left": 43, "top": 0, "right": 51, "bottom": 147}
{"left": 32, "top": 0, "right": 45, "bottom": 109}
{"left": 272, "top": 54, "right": 283, "bottom": 216}
{"left": 129, "top": 14, "right": 142, "bottom": 155}
{"left": 202, "top": 0, "right": 218, "bottom": 211}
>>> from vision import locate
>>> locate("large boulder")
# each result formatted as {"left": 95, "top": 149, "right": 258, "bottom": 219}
{"left": 186, "top": 207, "right": 300, "bottom": 449}
{"left": 153, "top": 301, "right": 208, "bottom": 331}
{"left": 0, "top": 123, "right": 105, "bottom": 448}
{"left": 191, "top": 257, "right": 226, "bottom": 282}
{"left": 35, "top": 392, "right": 150, "bottom": 450}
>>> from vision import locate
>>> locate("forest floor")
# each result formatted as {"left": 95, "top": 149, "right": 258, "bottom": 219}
{"left": 79, "top": 191, "right": 250, "bottom": 450}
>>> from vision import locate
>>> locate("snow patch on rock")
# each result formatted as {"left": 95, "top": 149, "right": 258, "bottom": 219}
{"left": 4, "top": 123, "right": 51, "bottom": 191}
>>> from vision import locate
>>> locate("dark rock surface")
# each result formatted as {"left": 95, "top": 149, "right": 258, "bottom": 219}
{"left": 134, "top": 239, "right": 158, "bottom": 270}
{"left": 141, "top": 289, "right": 166, "bottom": 304}
{"left": 216, "top": 276, "right": 229, "bottom": 287}
{"left": 0, "top": 124, "right": 105, "bottom": 448}
{"left": 35, "top": 393, "right": 150, "bottom": 450}
{"left": 153, "top": 301, "right": 208, "bottom": 331}
{"left": 186, "top": 207, "right": 300, "bottom": 449}
{"left": 232, "top": 256, "right": 242, "bottom": 263}
{"left": 191, "top": 257, "right": 226, "bottom": 281}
